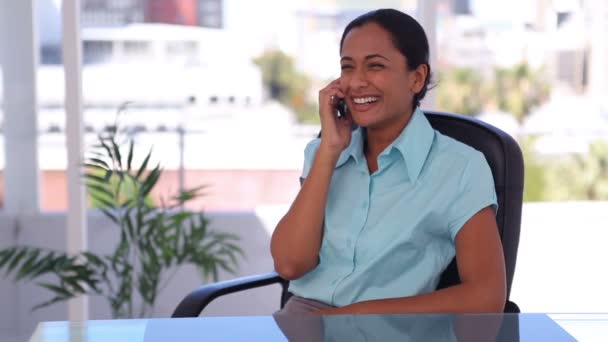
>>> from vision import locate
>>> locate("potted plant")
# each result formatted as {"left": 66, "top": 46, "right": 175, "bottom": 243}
{"left": 0, "top": 115, "right": 243, "bottom": 318}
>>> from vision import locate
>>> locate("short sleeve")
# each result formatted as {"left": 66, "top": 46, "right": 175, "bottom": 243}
{"left": 447, "top": 151, "right": 498, "bottom": 240}
{"left": 300, "top": 138, "right": 322, "bottom": 185}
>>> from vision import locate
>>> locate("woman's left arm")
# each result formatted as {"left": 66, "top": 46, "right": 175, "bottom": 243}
{"left": 316, "top": 206, "right": 507, "bottom": 315}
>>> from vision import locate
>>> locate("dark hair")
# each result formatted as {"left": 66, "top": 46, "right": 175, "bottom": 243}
{"left": 339, "top": 9, "right": 432, "bottom": 110}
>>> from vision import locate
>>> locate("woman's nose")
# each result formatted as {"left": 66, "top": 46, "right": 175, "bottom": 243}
{"left": 348, "top": 69, "right": 369, "bottom": 89}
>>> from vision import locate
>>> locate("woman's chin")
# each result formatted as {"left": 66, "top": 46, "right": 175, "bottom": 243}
{"left": 352, "top": 117, "right": 380, "bottom": 129}
{"left": 350, "top": 109, "right": 384, "bottom": 128}
{"left": 350, "top": 113, "right": 372, "bottom": 127}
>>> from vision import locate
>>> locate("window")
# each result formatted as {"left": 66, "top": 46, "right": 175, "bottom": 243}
{"left": 198, "top": 0, "right": 223, "bottom": 28}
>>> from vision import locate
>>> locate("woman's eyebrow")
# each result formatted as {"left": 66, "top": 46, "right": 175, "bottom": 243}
{"left": 364, "top": 54, "right": 390, "bottom": 61}
{"left": 340, "top": 54, "right": 390, "bottom": 62}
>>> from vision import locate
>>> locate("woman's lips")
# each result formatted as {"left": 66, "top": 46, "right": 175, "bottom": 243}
{"left": 350, "top": 98, "right": 379, "bottom": 112}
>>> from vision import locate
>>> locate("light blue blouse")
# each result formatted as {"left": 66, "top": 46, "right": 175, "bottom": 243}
{"left": 288, "top": 108, "right": 498, "bottom": 307}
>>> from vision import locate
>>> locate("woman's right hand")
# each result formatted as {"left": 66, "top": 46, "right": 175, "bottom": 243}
{"left": 318, "top": 78, "right": 354, "bottom": 156}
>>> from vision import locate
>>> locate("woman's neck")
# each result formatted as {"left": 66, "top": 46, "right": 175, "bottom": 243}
{"left": 364, "top": 111, "right": 413, "bottom": 159}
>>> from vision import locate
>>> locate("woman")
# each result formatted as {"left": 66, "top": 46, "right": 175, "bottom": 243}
{"left": 270, "top": 8, "right": 506, "bottom": 315}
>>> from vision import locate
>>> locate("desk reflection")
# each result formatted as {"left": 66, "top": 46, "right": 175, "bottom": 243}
{"left": 273, "top": 313, "right": 517, "bottom": 342}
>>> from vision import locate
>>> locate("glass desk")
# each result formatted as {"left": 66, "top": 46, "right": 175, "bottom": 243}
{"left": 29, "top": 313, "right": 608, "bottom": 341}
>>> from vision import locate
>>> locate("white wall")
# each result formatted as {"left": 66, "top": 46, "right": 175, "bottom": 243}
{"left": 510, "top": 202, "right": 608, "bottom": 313}
{"left": 2, "top": 202, "right": 608, "bottom": 341}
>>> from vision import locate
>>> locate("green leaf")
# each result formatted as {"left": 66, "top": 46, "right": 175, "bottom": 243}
{"left": 148, "top": 249, "right": 160, "bottom": 270}
{"left": 15, "top": 249, "right": 41, "bottom": 280}
{"left": 120, "top": 200, "right": 134, "bottom": 210}
{"left": 99, "top": 208, "right": 119, "bottom": 224}
{"left": 104, "top": 170, "right": 113, "bottom": 182}
{"left": 172, "top": 185, "right": 208, "bottom": 204}
{"left": 84, "top": 173, "right": 108, "bottom": 184}
{"left": 29, "top": 252, "right": 60, "bottom": 278}
{"left": 0, "top": 248, "right": 17, "bottom": 269}
{"left": 86, "top": 183, "right": 114, "bottom": 200}
{"left": 7, "top": 248, "right": 28, "bottom": 274}
{"left": 98, "top": 138, "right": 114, "bottom": 161}
{"left": 88, "top": 158, "right": 111, "bottom": 169}
{"left": 116, "top": 101, "right": 132, "bottom": 118}
{"left": 135, "top": 148, "right": 153, "bottom": 180}
{"left": 82, "top": 252, "right": 105, "bottom": 267}
{"left": 86, "top": 151, "right": 107, "bottom": 159}
{"left": 127, "top": 140, "right": 134, "bottom": 172}
{"left": 124, "top": 214, "right": 135, "bottom": 240}
{"left": 52, "top": 255, "right": 72, "bottom": 271}
{"left": 64, "top": 277, "right": 86, "bottom": 293}
{"left": 90, "top": 192, "right": 116, "bottom": 209}
{"left": 210, "top": 263, "right": 219, "bottom": 282}
{"left": 111, "top": 139, "right": 123, "bottom": 170}
{"left": 80, "top": 278, "right": 99, "bottom": 293}
{"left": 201, "top": 239, "right": 222, "bottom": 253}
{"left": 82, "top": 163, "right": 108, "bottom": 173}
{"left": 31, "top": 294, "right": 72, "bottom": 312}
{"left": 167, "top": 212, "right": 192, "bottom": 225}
{"left": 140, "top": 165, "right": 162, "bottom": 197}
{"left": 38, "top": 282, "right": 74, "bottom": 298}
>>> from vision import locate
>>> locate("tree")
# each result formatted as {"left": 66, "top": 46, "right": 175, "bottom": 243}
{"left": 437, "top": 67, "right": 486, "bottom": 116}
{"left": 490, "top": 63, "right": 551, "bottom": 123}
{"left": 437, "top": 63, "right": 551, "bottom": 122}
{"left": 546, "top": 141, "right": 608, "bottom": 201}
{"left": 521, "top": 136, "right": 549, "bottom": 202}
{"left": 253, "top": 49, "right": 317, "bottom": 123}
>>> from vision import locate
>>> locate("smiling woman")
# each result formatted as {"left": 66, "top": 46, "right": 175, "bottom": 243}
{"left": 270, "top": 8, "right": 507, "bottom": 316}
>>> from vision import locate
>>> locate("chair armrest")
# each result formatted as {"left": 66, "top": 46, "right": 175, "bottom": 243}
{"left": 504, "top": 300, "right": 520, "bottom": 313}
{"left": 171, "top": 271, "right": 287, "bottom": 317}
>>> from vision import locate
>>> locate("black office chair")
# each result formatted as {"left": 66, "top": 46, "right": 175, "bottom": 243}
{"left": 172, "top": 111, "right": 524, "bottom": 318}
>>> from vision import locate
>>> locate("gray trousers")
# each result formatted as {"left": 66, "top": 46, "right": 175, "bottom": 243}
{"left": 275, "top": 295, "right": 335, "bottom": 315}
{"left": 272, "top": 296, "right": 334, "bottom": 341}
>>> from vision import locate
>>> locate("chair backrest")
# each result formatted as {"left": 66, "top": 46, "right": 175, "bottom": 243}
{"left": 425, "top": 111, "right": 523, "bottom": 300}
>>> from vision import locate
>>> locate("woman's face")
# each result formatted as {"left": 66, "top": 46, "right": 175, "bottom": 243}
{"left": 340, "top": 22, "right": 425, "bottom": 130}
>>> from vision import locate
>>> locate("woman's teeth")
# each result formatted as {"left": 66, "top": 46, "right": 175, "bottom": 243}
{"left": 353, "top": 97, "right": 379, "bottom": 104}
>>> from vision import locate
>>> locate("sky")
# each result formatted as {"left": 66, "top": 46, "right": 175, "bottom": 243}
{"left": 40, "top": 0, "right": 539, "bottom": 47}
{"left": 471, "top": 0, "right": 536, "bottom": 24}
{"left": 223, "top": 0, "right": 539, "bottom": 36}
{"left": 220, "top": 0, "right": 540, "bottom": 59}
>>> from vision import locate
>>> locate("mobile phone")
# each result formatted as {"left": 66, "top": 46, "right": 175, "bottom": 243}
{"left": 336, "top": 98, "right": 348, "bottom": 119}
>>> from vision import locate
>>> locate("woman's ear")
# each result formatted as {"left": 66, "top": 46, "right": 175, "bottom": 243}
{"left": 411, "top": 64, "right": 429, "bottom": 94}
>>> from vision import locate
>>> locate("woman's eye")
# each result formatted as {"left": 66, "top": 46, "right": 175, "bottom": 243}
{"left": 369, "top": 63, "right": 384, "bottom": 69}
{"left": 340, "top": 65, "right": 353, "bottom": 71}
